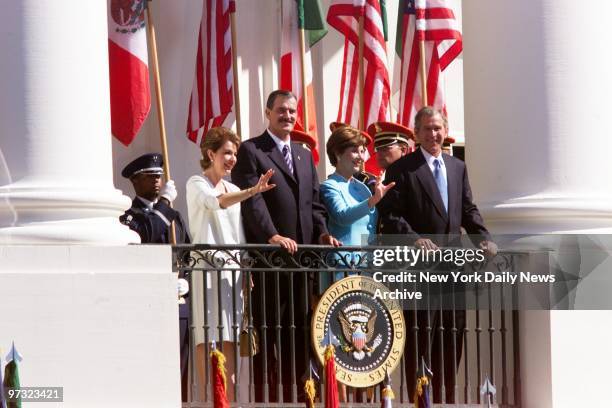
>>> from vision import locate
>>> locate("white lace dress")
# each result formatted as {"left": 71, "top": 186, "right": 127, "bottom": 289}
{"left": 186, "top": 174, "right": 244, "bottom": 344}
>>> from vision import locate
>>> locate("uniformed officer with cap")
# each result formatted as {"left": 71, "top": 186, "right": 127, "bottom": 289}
{"left": 367, "top": 121, "right": 415, "bottom": 172}
{"left": 120, "top": 152, "right": 191, "bottom": 401}
{"left": 120, "top": 153, "right": 190, "bottom": 244}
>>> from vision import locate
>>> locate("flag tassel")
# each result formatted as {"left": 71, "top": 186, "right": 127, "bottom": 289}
{"left": 324, "top": 345, "right": 339, "bottom": 408}
{"left": 413, "top": 375, "right": 430, "bottom": 408}
{"left": 304, "top": 377, "right": 316, "bottom": 408}
{"left": 210, "top": 347, "right": 230, "bottom": 408}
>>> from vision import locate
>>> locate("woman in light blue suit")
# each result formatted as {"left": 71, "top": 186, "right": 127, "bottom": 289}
{"left": 320, "top": 126, "right": 395, "bottom": 274}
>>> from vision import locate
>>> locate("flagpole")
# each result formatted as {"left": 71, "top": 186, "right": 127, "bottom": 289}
{"left": 416, "top": 0, "right": 428, "bottom": 106}
{"left": 298, "top": 27, "right": 309, "bottom": 134}
{"left": 358, "top": 14, "right": 366, "bottom": 130}
{"left": 146, "top": 1, "right": 177, "bottom": 245}
{"left": 230, "top": 4, "right": 242, "bottom": 139}
{"left": 418, "top": 40, "right": 428, "bottom": 106}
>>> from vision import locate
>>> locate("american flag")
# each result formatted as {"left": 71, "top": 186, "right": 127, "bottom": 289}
{"left": 327, "top": 0, "right": 390, "bottom": 130}
{"left": 327, "top": 0, "right": 390, "bottom": 174}
{"left": 395, "top": 0, "right": 462, "bottom": 128}
{"left": 186, "top": 0, "right": 235, "bottom": 143}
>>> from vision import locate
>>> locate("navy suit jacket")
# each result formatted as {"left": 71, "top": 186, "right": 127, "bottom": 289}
{"left": 377, "top": 149, "right": 490, "bottom": 244}
{"left": 231, "top": 131, "right": 328, "bottom": 244}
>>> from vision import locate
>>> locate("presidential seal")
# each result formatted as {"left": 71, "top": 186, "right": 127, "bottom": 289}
{"left": 312, "top": 276, "right": 405, "bottom": 387}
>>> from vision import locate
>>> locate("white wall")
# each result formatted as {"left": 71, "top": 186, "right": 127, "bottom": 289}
{"left": 0, "top": 246, "right": 180, "bottom": 408}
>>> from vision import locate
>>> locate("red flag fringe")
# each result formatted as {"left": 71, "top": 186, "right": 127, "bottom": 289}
{"left": 211, "top": 348, "right": 230, "bottom": 408}
{"left": 324, "top": 345, "right": 339, "bottom": 408}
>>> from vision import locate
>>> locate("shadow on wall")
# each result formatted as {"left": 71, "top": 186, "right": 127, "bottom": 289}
{"left": 0, "top": 0, "right": 26, "bottom": 228}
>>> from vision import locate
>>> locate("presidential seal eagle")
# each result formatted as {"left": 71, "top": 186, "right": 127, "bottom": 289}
{"left": 338, "top": 303, "right": 382, "bottom": 360}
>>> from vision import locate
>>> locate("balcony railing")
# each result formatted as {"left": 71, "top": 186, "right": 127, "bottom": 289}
{"left": 173, "top": 244, "right": 528, "bottom": 407}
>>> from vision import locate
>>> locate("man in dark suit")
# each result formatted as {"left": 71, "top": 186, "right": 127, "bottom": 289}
{"left": 232, "top": 90, "right": 339, "bottom": 402}
{"left": 377, "top": 107, "right": 496, "bottom": 403}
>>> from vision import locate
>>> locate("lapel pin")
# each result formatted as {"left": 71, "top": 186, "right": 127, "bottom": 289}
{"left": 297, "top": 155, "right": 301, "bottom": 160}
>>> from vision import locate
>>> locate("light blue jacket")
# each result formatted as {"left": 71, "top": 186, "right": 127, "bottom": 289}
{"left": 320, "top": 172, "right": 377, "bottom": 246}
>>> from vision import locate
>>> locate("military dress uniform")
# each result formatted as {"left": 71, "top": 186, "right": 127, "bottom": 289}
{"left": 120, "top": 197, "right": 190, "bottom": 244}
{"left": 120, "top": 153, "right": 191, "bottom": 401}
{"left": 120, "top": 153, "right": 190, "bottom": 244}
{"left": 353, "top": 170, "right": 377, "bottom": 195}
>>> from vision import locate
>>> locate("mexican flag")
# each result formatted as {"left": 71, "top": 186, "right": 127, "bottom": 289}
{"left": 108, "top": 0, "right": 151, "bottom": 146}
{"left": 280, "top": 0, "right": 327, "bottom": 162}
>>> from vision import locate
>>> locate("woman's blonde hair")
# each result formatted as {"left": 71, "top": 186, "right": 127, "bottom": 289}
{"left": 199, "top": 127, "right": 241, "bottom": 170}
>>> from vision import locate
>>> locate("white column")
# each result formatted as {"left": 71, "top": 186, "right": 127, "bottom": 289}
{"left": 0, "top": 0, "right": 138, "bottom": 244}
{"left": 463, "top": 0, "right": 612, "bottom": 234}
{"left": 463, "top": 1, "right": 612, "bottom": 407}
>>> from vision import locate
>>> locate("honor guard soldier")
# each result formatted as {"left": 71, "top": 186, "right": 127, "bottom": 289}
{"left": 367, "top": 121, "right": 414, "bottom": 174}
{"left": 329, "top": 122, "right": 378, "bottom": 194}
{"left": 120, "top": 152, "right": 191, "bottom": 401}
{"left": 367, "top": 122, "right": 414, "bottom": 235}
{"left": 120, "top": 153, "right": 190, "bottom": 244}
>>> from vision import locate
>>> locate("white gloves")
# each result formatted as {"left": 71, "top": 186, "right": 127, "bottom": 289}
{"left": 160, "top": 180, "right": 177, "bottom": 203}
{"left": 178, "top": 278, "right": 189, "bottom": 296}
{"left": 177, "top": 277, "right": 189, "bottom": 304}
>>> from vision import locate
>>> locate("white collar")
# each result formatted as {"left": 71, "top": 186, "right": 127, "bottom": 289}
{"left": 420, "top": 146, "right": 445, "bottom": 167}
{"left": 267, "top": 129, "right": 291, "bottom": 153}
{"left": 136, "top": 196, "right": 156, "bottom": 210}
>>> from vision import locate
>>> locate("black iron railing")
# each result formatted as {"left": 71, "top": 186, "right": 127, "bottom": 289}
{"left": 173, "top": 244, "right": 527, "bottom": 408}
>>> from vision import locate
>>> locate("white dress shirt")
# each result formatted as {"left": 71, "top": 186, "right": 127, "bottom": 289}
{"left": 420, "top": 146, "right": 448, "bottom": 185}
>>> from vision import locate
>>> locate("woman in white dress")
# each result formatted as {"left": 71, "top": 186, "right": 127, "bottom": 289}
{"left": 186, "top": 127, "right": 275, "bottom": 400}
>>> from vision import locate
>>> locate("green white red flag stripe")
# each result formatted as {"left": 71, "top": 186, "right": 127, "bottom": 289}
{"left": 108, "top": 0, "right": 151, "bottom": 146}
{"left": 279, "top": 1, "right": 315, "bottom": 130}
{"left": 280, "top": 0, "right": 326, "bottom": 163}
{"left": 3, "top": 343, "right": 22, "bottom": 408}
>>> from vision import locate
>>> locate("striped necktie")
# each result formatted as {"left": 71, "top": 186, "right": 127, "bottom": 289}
{"left": 282, "top": 145, "right": 294, "bottom": 175}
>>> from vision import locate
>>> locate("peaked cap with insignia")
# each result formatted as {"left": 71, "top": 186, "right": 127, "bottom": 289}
{"left": 121, "top": 153, "right": 164, "bottom": 179}
{"left": 367, "top": 121, "right": 414, "bottom": 151}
